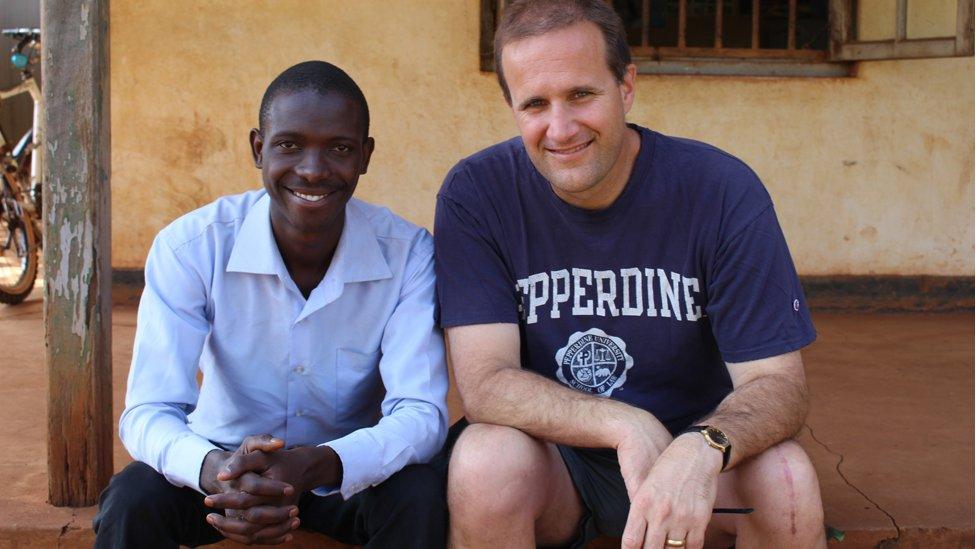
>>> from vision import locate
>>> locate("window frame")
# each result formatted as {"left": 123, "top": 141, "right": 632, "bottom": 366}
{"left": 829, "top": 0, "right": 974, "bottom": 60}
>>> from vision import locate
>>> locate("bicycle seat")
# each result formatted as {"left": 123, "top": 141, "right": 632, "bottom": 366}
{"left": 1, "top": 28, "right": 40, "bottom": 41}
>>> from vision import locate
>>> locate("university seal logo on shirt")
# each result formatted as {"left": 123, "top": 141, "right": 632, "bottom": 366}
{"left": 554, "top": 328, "right": 634, "bottom": 397}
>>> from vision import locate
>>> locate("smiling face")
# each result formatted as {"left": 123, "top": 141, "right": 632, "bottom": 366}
{"left": 501, "top": 22, "right": 638, "bottom": 209}
{"left": 250, "top": 89, "right": 374, "bottom": 239}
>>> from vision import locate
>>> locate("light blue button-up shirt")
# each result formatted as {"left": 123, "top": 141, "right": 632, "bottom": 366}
{"left": 120, "top": 190, "right": 449, "bottom": 499}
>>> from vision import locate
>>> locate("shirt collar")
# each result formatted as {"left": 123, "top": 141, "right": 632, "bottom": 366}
{"left": 226, "top": 193, "right": 282, "bottom": 276}
{"left": 327, "top": 199, "right": 393, "bottom": 284}
{"left": 226, "top": 194, "right": 393, "bottom": 285}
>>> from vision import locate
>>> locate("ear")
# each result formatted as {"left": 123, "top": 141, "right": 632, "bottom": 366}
{"left": 360, "top": 136, "right": 375, "bottom": 175}
{"left": 249, "top": 128, "right": 264, "bottom": 168}
{"left": 619, "top": 64, "right": 637, "bottom": 114}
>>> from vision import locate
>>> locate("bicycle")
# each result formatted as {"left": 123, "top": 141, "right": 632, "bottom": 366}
{"left": 0, "top": 28, "right": 42, "bottom": 304}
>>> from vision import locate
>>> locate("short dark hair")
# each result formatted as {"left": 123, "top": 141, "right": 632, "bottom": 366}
{"left": 493, "top": 0, "right": 631, "bottom": 104}
{"left": 259, "top": 60, "right": 370, "bottom": 138}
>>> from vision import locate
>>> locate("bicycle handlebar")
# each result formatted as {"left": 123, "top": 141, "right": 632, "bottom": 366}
{"left": 1, "top": 28, "right": 40, "bottom": 42}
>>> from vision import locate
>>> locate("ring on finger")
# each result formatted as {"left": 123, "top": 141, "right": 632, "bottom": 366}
{"left": 665, "top": 538, "right": 686, "bottom": 547}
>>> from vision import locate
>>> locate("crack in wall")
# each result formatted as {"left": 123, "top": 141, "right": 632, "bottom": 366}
{"left": 57, "top": 509, "right": 77, "bottom": 547}
{"left": 804, "top": 424, "right": 902, "bottom": 546}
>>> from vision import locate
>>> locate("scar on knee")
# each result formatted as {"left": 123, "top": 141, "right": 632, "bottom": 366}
{"left": 776, "top": 446, "right": 798, "bottom": 537}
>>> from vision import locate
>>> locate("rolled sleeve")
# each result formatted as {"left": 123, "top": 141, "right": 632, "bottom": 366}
{"left": 317, "top": 236, "right": 449, "bottom": 499}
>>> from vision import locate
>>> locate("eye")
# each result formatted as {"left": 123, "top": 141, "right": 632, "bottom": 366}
{"left": 521, "top": 98, "right": 547, "bottom": 111}
{"left": 571, "top": 90, "right": 593, "bottom": 100}
{"left": 275, "top": 141, "right": 299, "bottom": 151}
{"left": 329, "top": 143, "right": 355, "bottom": 156}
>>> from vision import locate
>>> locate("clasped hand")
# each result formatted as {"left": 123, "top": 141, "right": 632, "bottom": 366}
{"left": 619, "top": 428, "right": 723, "bottom": 549}
{"left": 201, "top": 434, "right": 331, "bottom": 545}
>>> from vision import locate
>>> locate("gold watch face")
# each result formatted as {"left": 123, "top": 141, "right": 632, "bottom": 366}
{"left": 702, "top": 426, "right": 730, "bottom": 450}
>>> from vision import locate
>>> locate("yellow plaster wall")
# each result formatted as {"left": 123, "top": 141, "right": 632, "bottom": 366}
{"left": 111, "top": 0, "right": 974, "bottom": 275}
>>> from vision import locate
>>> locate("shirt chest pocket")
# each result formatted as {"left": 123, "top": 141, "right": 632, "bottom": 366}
{"left": 335, "top": 348, "right": 383, "bottom": 426}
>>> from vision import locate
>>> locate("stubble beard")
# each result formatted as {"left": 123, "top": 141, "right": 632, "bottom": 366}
{"left": 536, "top": 140, "right": 622, "bottom": 204}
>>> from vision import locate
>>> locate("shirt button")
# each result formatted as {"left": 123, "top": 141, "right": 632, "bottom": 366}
{"left": 295, "top": 409, "right": 303, "bottom": 417}
{"left": 293, "top": 365, "right": 305, "bottom": 374}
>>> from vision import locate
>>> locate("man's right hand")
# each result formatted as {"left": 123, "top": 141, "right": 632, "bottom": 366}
{"left": 612, "top": 408, "right": 672, "bottom": 500}
{"left": 200, "top": 434, "right": 301, "bottom": 545}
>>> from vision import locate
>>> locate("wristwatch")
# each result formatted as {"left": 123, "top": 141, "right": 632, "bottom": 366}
{"left": 679, "top": 425, "right": 731, "bottom": 470}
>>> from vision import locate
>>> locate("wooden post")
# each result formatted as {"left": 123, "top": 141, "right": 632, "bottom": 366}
{"left": 41, "top": 0, "right": 112, "bottom": 507}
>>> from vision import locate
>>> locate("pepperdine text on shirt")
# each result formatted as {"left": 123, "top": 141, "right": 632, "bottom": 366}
{"left": 516, "top": 267, "right": 703, "bottom": 325}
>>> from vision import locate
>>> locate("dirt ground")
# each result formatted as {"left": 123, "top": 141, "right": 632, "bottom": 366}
{"left": 0, "top": 287, "right": 972, "bottom": 548}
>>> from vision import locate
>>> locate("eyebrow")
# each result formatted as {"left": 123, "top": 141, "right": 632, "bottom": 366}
{"left": 268, "top": 130, "right": 361, "bottom": 142}
{"left": 571, "top": 85, "right": 600, "bottom": 96}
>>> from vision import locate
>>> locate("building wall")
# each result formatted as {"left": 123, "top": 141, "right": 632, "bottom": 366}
{"left": 110, "top": 0, "right": 974, "bottom": 275}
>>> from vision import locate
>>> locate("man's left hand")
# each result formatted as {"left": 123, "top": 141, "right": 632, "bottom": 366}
{"left": 206, "top": 444, "right": 342, "bottom": 544}
{"left": 621, "top": 433, "right": 723, "bottom": 549}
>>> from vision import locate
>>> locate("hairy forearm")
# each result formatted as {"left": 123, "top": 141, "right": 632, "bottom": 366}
{"left": 703, "top": 371, "right": 809, "bottom": 469}
{"left": 463, "top": 365, "right": 669, "bottom": 450}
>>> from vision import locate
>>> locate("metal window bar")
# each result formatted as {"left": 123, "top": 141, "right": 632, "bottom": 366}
{"left": 752, "top": 0, "right": 761, "bottom": 48}
{"left": 634, "top": 0, "right": 818, "bottom": 58}
{"left": 642, "top": 0, "right": 651, "bottom": 46}
{"left": 679, "top": 0, "right": 688, "bottom": 47}
{"left": 789, "top": 0, "right": 798, "bottom": 49}
{"left": 715, "top": 0, "right": 724, "bottom": 48}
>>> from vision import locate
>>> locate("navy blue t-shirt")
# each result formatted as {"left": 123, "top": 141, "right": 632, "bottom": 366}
{"left": 434, "top": 125, "right": 816, "bottom": 434}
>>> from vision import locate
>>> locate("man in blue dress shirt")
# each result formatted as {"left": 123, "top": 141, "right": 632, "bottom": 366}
{"left": 93, "top": 61, "right": 449, "bottom": 548}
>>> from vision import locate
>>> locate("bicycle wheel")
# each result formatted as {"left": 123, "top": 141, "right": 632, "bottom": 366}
{"left": 0, "top": 184, "right": 38, "bottom": 304}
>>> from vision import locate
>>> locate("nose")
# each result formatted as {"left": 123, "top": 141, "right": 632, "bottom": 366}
{"left": 545, "top": 103, "right": 580, "bottom": 145}
{"left": 294, "top": 150, "right": 331, "bottom": 184}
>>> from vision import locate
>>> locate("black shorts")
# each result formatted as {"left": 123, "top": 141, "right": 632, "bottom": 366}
{"left": 556, "top": 445, "right": 629, "bottom": 548}
{"left": 436, "top": 419, "right": 629, "bottom": 548}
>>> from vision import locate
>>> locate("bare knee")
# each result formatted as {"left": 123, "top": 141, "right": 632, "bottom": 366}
{"left": 736, "top": 440, "right": 825, "bottom": 542}
{"left": 768, "top": 440, "right": 822, "bottom": 506}
{"left": 447, "top": 423, "right": 550, "bottom": 520}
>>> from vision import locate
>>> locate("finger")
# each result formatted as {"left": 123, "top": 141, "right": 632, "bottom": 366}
{"left": 621, "top": 503, "right": 648, "bottom": 549}
{"left": 242, "top": 504, "right": 299, "bottom": 526}
{"left": 248, "top": 516, "right": 301, "bottom": 542}
{"left": 641, "top": 507, "right": 668, "bottom": 549}
{"left": 215, "top": 527, "right": 292, "bottom": 546}
{"left": 684, "top": 502, "right": 710, "bottom": 549}
{"left": 207, "top": 512, "right": 262, "bottom": 537}
{"left": 686, "top": 524, "right": 706, "bottom": 549}
{"left": 663, "top": 530, "right": 689, "bottom": 549}
{"left": 237, "top": 471, "right": 294, "bottom": 497}
{"left": 204, "top": 490, "right": 270, "bottom": 510}
{"left": 218, "top": 452, "right": 271, "bottom": 481}
{"left": 242, "top": 434, "right": 285, "bottom": 454}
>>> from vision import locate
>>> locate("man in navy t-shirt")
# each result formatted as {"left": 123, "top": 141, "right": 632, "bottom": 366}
{"left": 434, "top": 1, "right": 827, "bottom": 548}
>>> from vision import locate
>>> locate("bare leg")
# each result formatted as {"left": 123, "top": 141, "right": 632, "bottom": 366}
{"left": 706, "top": 440, "right": 827, "bottom": 549}
{"left": 447, "top": 423, "right": 585, "bottom": 548}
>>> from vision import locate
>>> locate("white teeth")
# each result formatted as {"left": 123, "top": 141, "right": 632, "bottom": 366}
{"left": 293, "top": 191, "right": 327, "bottom": 202}
{"left": 554, "top": 142, "right": 589, "bottom": 154}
